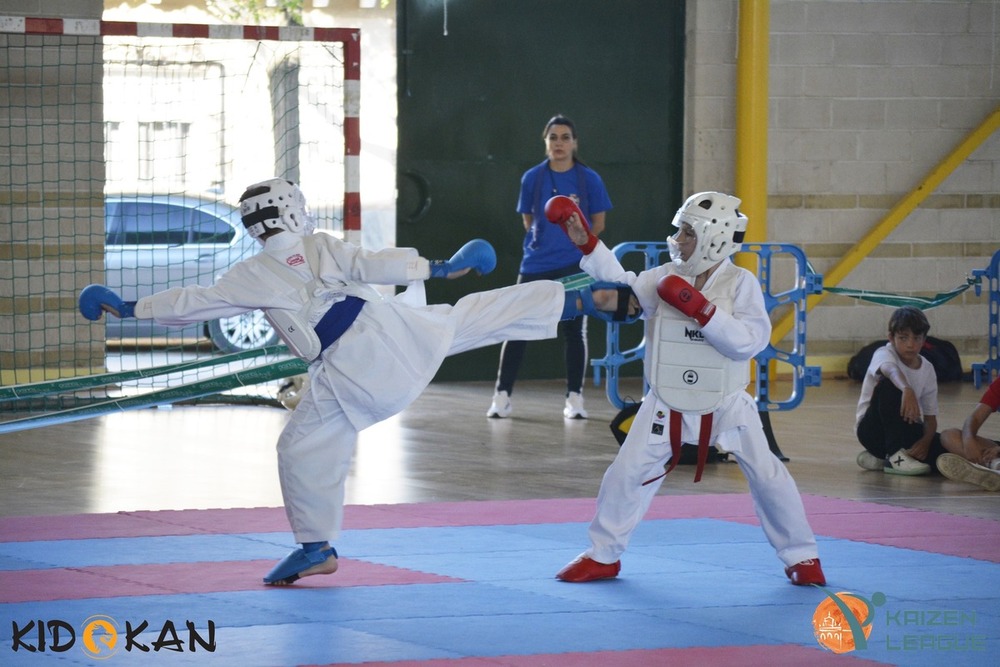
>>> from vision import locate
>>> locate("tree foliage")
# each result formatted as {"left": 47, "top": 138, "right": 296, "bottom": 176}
{"left": 208, "top": 0, "right": 305, "bottom": 27}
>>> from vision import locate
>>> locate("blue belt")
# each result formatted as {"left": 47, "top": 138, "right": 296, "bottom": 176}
{"left": 314, "top": 296, "right": 365, "bottom": 352}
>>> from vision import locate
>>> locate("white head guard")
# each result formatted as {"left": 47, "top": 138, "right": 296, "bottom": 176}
{"left": 667, "top": 191, "right": 748, "bottom": 277}
{"left": 239, "top": 178, "right": 315, "bottom": 242}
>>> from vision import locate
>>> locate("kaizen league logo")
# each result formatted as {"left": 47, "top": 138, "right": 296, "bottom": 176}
{"left": 811, "top": 589, "right": 986, "bottom": 654}
{"left": 11, "top": 615, "right": 216, "bottom": 657}
{"left": 812, "top": 589, "right": 884, "bottom": 653}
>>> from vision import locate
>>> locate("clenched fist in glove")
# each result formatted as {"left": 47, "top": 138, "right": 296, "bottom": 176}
{"left": 545, "top": 195, "right": 598, "bottom": 254}
{"left": 657, "top": 274, "right": 716, "bottom": 326}
{"left": 429, "top": 238, "right": 497, "bottom": 279}
{"left": 79, "top": 284, "right": 136, "bottom": 320}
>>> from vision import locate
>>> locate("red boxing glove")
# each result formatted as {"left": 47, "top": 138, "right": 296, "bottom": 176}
{"left": 656, "top": 274, "right": 716, "bottom": 326}
{"left": 544, "top": 195, "right": 598, "bottom": 254}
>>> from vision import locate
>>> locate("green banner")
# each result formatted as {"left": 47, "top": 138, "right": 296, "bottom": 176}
{"left": 822, "top": 276, "right": 978, "bottom": 310}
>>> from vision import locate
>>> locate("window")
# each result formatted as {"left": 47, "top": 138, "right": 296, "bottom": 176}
{"left": 116, "top": 202, "right": 190, "bottom": 246}
{"left": 105, "top": 200, "right": 122, "bottom": 245}
{"left": 191, "top": 209, "right": 235, "bottom": 243}
{"left": 138, "top": 121, "right": 190, "bottom": 186}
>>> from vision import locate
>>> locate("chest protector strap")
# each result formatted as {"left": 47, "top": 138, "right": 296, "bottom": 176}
{"left": 262, "top": 237, "right": 363, "bottom": 361}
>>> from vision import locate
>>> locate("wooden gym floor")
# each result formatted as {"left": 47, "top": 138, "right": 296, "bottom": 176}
{"left": 2, "top": 373, "right": 998, "bottom": 666}
{"left": 0, "top": 375, "right": 997, "bottom": 521}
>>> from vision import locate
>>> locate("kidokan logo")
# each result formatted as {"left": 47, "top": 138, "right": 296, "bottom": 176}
{"left": 10, "top": 615, "right": 216, "bottom": 656}
{"left": 681, "top": 369, "right": 699, "bottom": 385}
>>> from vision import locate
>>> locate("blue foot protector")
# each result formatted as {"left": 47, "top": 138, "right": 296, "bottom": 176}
{"left": 263, "top": 544, "right": 338, "bottom": 585}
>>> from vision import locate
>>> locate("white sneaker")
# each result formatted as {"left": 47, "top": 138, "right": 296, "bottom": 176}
{"left": 937, "top": 453, "right": 1000, "bottom": 491}
{"left": 487, "top": 391, "right": 512, "bottom": 418}
{"left": 563, "top": 392, "right": 588, "bottom": 419}
{"left": 884, "top": 448, "right": 931, "bottom": 476}
{"left": 856, "top": 450, "right": 884, "bottom": 471}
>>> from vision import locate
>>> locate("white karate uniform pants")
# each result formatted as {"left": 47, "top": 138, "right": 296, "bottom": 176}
{"left": 584, "top": 394, "right": 819, "bottom": 569}
{"left": 276, "top": 282, "right": 564, "bottom": 543}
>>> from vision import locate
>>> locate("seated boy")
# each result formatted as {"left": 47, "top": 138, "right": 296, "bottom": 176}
{"left": 855, "top": 306, "right": 945, "bottom": 475}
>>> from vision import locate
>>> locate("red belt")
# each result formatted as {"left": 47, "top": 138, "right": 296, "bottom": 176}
{"left": 642, "top": 410, "right": 713, "bottom": 486}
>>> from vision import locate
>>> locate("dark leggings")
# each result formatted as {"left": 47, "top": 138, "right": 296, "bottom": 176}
{"left": 856, "top": 380, "right": 944, "bottom": 470}
{"left": 495, "top": 264, "right": 586, "bottom": 396}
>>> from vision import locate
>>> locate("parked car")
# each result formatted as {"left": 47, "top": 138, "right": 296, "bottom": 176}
{"left": 104, "top": 193, "right": 279, "bottom": 353}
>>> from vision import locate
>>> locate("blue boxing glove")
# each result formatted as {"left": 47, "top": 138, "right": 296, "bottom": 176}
{"left": 562, "top": 282, "right": 640, "bottom": 323}
{"left": 429, "top": 238, "right": 497, "bottom": 279}
{"left": 79, "top": 284, "right": 136, "bottom": 320}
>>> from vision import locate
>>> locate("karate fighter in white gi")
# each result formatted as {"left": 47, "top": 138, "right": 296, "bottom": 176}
{"left": 548, "top": 191, "right": 826, "bottom": 586}
{"left": 79, "top": 178, "right": 635, "bottom": 585}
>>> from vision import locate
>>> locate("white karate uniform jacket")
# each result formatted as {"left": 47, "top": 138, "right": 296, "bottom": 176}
{"left": 135, "top": 230, "right": 565, "bottom": 542}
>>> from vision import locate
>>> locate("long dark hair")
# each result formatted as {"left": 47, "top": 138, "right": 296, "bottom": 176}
{"left": 542, "top": 114, "right": 586, "bottom": 166}
{"left": 542, "top": 114, "right": 576, "bottom": 140}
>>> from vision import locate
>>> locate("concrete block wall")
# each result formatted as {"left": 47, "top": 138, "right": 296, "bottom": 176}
{"left": 0, "top": 0, "right": 105, "bottom": 380}
{"left": 686, "top": 0, "right": 999, "bottom": 375}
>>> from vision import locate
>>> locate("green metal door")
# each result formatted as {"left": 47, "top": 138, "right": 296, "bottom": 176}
{"left": 397, "top": 0, "right": 685, "bottom": 381}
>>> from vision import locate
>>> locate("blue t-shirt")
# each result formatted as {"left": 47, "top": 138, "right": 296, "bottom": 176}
{"left": 517, "top": 160, "right": 612, "bottom": 274}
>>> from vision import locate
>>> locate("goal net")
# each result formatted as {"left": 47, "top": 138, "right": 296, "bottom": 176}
{"left": 0, "top": 17, "right": 360, "bottom": 429}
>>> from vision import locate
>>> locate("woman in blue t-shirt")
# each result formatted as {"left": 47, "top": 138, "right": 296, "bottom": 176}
{"left": 487, "top": 115, "right": 613, "bottom": 420}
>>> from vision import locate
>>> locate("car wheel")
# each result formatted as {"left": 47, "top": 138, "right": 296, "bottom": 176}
{"left": 207, "top": 311, "right": 279, "bottom": 353}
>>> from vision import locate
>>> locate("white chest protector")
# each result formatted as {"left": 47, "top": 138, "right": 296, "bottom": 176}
{"left": 646, "top": 268, "right": 750, "bottom": 414}
{"left": 259, "top": 236, "right": 325, "bottom": 361}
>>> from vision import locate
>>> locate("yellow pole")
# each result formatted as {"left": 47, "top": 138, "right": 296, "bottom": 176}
{"left": 735, "top": 0, "right": 770, "bottom": 384}
{"left": 735, "top": 0, "right": 770, "bottom": 246}
{"left": 771, "top": 104, "right": 1000, "bottom": 343}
